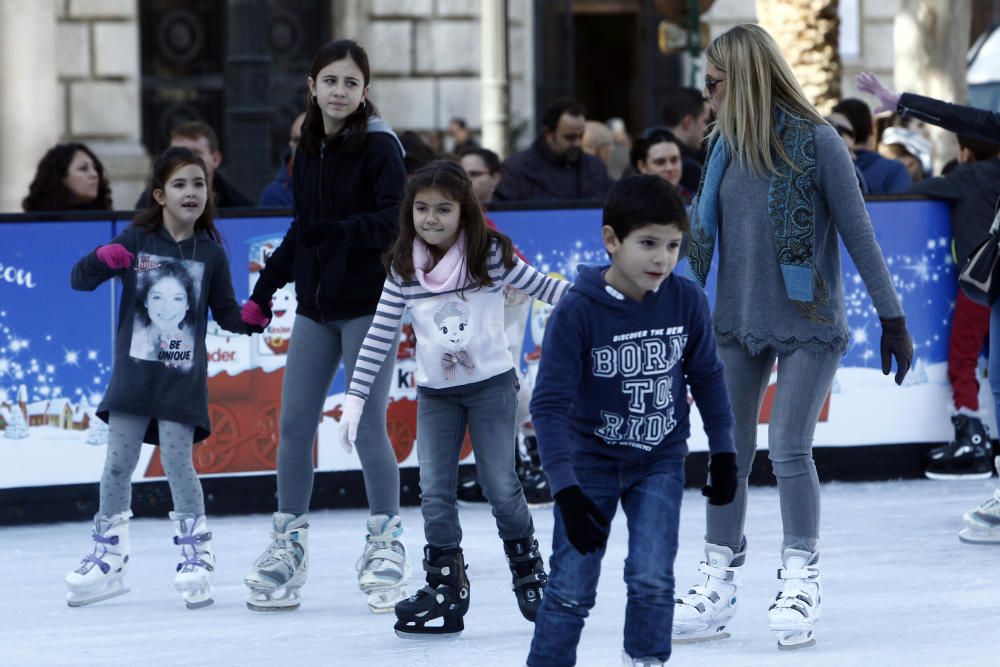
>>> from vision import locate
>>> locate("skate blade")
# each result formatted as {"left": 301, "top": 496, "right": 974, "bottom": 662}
{"left": 924, "top": 471, "right": 994, "bottom": 481}
{"left": 185, "top": 597, "right": 214, "bottom": 610}
{"left": 366, "top": 586, "right": 408, "bottom": 613}
{"left": 958, "top": 528, "right": 1000, "bottom": 544}
{"left": 66, "top": 585, "right": 130, "bottom": 607}
{"left": 394, "top": 628, "right": 463, "bottom": 639}
{"left": 672, "top": 631, "right": 731, "bottom": 644}
{"left": 247, "top": 600, "right": 300, "bottom": 612}
{"left": 774, "top": 630, "right": 815, "bottom": 650}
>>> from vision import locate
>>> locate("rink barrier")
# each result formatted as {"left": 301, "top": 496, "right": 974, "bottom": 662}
{"left": 0, "top": 197, "right": 976, "bottom": 524}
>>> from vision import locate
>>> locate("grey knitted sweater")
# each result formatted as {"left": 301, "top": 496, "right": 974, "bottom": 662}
{"left": 713, "top": 123, "right": 903, "bottom": 354}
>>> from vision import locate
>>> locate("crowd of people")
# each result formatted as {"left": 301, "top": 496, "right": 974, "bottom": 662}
{"left": 24, "top": 21, "right": 999, "bottom": 667}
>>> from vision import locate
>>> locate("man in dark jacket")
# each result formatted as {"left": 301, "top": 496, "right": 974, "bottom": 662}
{"left": 137, "top": 121, "right": 253, "bottom": 209}
{"left": 910, "top": 134, "right": 1000, "bottom": 479}
{"left": 259, "top": 112, "right": 305, "bottom": 208}
{"left": 661, "top": 88, "right": 711, "bottom": 193}
{"left": 494, "top": 98, "right": 613, "bottom": 202}
{"left": 832, "top": 98, "right": 912, "bottom": 194}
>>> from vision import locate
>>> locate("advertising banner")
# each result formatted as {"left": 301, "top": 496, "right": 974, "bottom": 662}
{"left": 0, "top": 200, "right": 986, "bottom": 489}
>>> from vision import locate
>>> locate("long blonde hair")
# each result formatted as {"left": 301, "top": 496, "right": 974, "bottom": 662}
{"left": 706, "top": 24, "right": 826, "bottom": 177}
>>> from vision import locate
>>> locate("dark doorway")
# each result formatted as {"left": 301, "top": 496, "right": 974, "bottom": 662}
{"left": 573, "top": 12, "right": 640, "bottom": 133}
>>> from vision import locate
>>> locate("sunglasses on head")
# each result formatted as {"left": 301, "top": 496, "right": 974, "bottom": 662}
{"left": 704, "top": 74, "right": 724, "bottom": 96}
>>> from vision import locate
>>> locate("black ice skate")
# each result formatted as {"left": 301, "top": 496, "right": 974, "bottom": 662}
{"left": 925, "top": 415, "right": 994, "bottom": 480}
{"left": 394, "top": 546, "right": 470, "bottom": 638}
{"left": 456, "top": 465, "right": 487, "bottom": 505}
{"left": 503, "top": 536, "right": 547, "bottom": 621}
{"left": 517, "top": 436, "right": 553, "bottom": 506}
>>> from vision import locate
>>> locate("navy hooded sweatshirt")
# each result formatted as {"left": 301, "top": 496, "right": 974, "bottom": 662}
{"left": 530, "top": 265, "right": 735, "bottom": 495}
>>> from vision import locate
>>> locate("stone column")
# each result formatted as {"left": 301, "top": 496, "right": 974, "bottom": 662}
{"left": 0, "top": 1, "right": 59, "bottom": 212}
{"left": 480, "top": 0, "right": 511, "bottom": 159}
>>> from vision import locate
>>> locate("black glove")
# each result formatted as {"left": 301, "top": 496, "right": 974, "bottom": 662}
{"left": 880, "top": 316, "right": 913, "bottom": 385}
{"left": 301, "top": 220, "right": 344, "bottom": 247}
{"left": 701, "top": 452, "right": 737, "bottom": 506}
{"left": 554, "top": 485, "right": 610, "bottom": 555}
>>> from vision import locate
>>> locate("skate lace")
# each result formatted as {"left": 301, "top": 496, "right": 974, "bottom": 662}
{"left": 77, "top": 531, "right": 120, "bottom": 575}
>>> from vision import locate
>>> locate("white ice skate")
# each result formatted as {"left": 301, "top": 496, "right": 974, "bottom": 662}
{"left": 672, "top": 543, "right": 742, "bottom": 643}
{"left": 171, "top": 512, "right": 215, "bottom": 609}
{"left": 245, "top": 512, "right": 309, "bottom": 611}
{"left": 621, "top": 651, "right": 665, "bottom": 666}
{"left": 959, "top": 487, "right": 1000, "bottom": 544}
{"left": 768, "top": 548, "right": 822, "bottom": 650}
{"left": 356, "top": 514, "right": 410, "bottom": 613}
{"left": 65, "top": 511, "right": 132, "bottom": 607}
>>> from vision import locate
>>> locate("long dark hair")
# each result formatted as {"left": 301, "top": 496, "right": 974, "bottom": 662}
{"left": 22, "top": 142, "right": 113, "bottom": 212}
{"left": 132, "top": 147, "right": 222, "bottom": 242}
{"left": 301, "top": 39, "right": 379, "bottom": 156}
{"left": 385, "top": 160, "right": 515, "bottom": 286}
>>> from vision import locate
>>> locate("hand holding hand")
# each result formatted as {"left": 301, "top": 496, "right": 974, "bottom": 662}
{"left": 95, "top": 244, "right": 134, "bottom": 270}
{"left": 241, "top": 299, "right": 272, "bottom": 329}
{"left": 339, "top": 395, "right": 365, "bottom": 454}
{"left": 701, "top": 452, "right": 737, "bottom": 506}
{"left": 554, "top": 485, "right": 610, "bottom": 555}
{"left": 856, "top": 72, "right": 901, "bottom": 115}
{"left": 880, "top": 316, "right": 913, "bottom": 385}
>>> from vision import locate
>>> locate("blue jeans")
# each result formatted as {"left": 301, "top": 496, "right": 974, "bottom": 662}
{"left": 416, "top": 373, "right": 534, "bottom": 549}
{"left": 527, "top": 459, "right": 685, "bottom": 666}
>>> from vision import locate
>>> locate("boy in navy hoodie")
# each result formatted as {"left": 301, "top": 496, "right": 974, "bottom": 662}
{"left": 526, "top": 175, "right": 737, "bottom": 667}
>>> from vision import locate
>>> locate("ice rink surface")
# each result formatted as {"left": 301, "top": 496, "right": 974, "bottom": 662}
{"left": 6, "top": 478, "right": 1000, "bottom": 667}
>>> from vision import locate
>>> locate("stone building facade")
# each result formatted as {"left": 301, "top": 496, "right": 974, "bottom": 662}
{"left": 0, "top": 0, "right": 910, "bottom": 213}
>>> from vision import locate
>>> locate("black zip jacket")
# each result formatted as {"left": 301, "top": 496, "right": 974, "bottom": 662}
{"left": 898, "top": 93, "right": 1000, "bottom": 144}
{"left": 251, "top": 120, "right": 406, "bottom": 322}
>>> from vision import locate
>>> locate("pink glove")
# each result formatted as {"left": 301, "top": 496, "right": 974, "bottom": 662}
{"left": 856, "top": 72, "right": 901, "bottom": 115}
{"left": 95, "top": 244, "right": 134, "bottom": 270}
{"left": 241, "top": 300, "right": 272, "bottom": 328}
{"left": 339, "top": 395, "right": 365, "bottom": 454}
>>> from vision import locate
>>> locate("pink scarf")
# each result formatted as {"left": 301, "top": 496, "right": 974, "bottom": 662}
{"left": 413, "top": 231, "right": 469, "bottom": 293}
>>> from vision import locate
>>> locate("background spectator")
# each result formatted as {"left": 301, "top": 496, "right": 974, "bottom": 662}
{"left": 23, "top": 142, "right": 112, "bottom": 212}
{"left": 447, "top": 117, "right": 478, "bottom": 153}
{"left": 606, "top": 117, "right": 632, "bottom": 179}
{"left": 494, "top": 98, "right": 613, "bottom": 202}
{"left": 399, "top": 130, "right": 438, "bottom": 175}
{"left": 259, "top": 112, "right": 305, "bottom": 208}
{"left": 832, "top": 98, "right": 912, "bottom": 194}
{"left": 660, "top": 87, "right": 711, "bottom": 192}
{"left": 458, "top": 146, "right": 502, "bottom": 203}
{"left": 137, "top": 121, "right": 253, "bottom": 209}
{"left": 582, "top": 121, "right": 616, "bottom": 178}
{"left": 826, "top": 112, "right": 869, "bottom": 193}
{"left": 880, "top": 126, "right": 933, "bottom": 180}
{"left": 629, "top": 129, "right": 691, "bottom": 202}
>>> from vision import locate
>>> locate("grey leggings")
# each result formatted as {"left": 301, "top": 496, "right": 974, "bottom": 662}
{"left": 277, "top": 313, "right": 400, "bottom": 516}
{"left": 706, "top": 341, "right": 841, "bottom": 553}
{"left": 100, "top": 411, "right": 201, "bottom": 517}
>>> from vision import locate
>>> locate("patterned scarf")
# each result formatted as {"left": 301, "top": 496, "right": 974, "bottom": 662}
{"left": 688, "top": 111, "right": 828, "bottom": 320}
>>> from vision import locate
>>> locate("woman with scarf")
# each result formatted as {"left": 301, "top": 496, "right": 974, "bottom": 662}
{"left": 672, "top": 24, "right": 913, "bottom": 650}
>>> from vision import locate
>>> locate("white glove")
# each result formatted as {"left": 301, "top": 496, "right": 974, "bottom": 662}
{"left": 339, "top": 395, "right": 365, "bottom": 454}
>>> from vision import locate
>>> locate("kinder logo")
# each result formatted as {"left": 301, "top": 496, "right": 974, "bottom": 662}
{"left": 208, "top": 348, "right": 239, "bottom": 363}
{"left": 0, "top": 260, "right": 36, "bottom": 289}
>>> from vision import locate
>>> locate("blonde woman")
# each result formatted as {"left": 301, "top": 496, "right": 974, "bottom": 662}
{"left": 674, "top": 24, "right": 912, "bottom": 649}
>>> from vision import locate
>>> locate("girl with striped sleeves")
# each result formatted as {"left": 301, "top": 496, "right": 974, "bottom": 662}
{"left": 340, "top": 160, "right": 570, "bottom": 638}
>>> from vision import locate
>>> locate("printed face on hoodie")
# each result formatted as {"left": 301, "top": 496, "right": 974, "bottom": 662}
{"left": 602, "top": 222, "right": 684, "bottom": 301}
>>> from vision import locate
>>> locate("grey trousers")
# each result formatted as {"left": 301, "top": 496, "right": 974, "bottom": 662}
{"left": 276, "top": 313, "right": 401, "bottom": 516}
{"left": 706, "top": 340, "right": 841, "bottom": 553}
{"left": 100, "top": 411, "right": 201, "bottom": 517}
